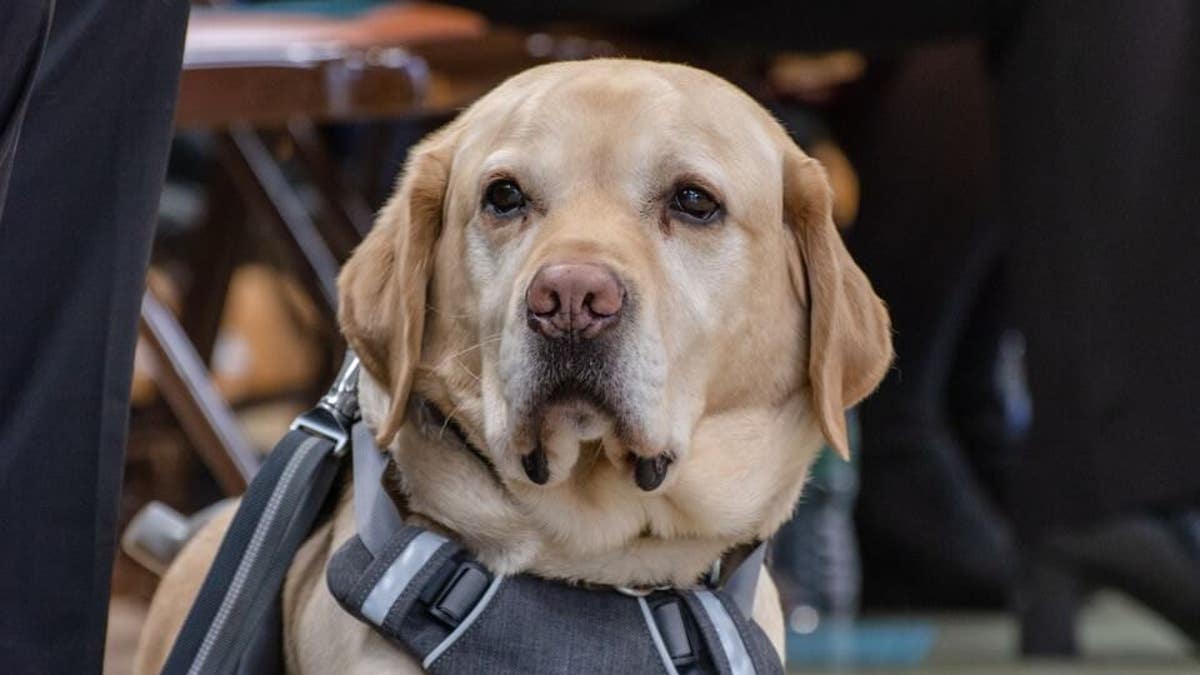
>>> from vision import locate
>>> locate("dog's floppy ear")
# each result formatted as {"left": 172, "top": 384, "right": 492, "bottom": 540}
{"left": 784, "top": 150, "right": 892, "bottom": 459}
{"left": 339, "top": 131, "right": 455, "bottom": 446}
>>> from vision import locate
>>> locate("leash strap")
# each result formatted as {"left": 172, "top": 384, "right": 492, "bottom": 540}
{"left": 161, "top": 356, "right": 361, "bottom": 675}
{"left": 160, "top": 430, "right": 342, "bottom": 675}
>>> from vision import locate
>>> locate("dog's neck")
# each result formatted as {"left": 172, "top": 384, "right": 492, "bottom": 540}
{"left": 407, "top": 396, "right": 505, "bottom": 488}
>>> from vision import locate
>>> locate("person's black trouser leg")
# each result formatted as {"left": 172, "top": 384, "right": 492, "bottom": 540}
{"left": 0, "top": 1, "right": 188, "bottom": 671}
{"left": 834, "top": 42, "right": 1015, "bottom": 607}
{"left": 0, "top": 3, "right": 53, "bottom": 214}
{"left": 998, "top": 0, "right": 1200, "bottom": 537}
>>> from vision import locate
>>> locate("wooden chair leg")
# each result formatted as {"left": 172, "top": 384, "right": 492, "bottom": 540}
{"left": 286, "top": 118, "right": 372, "bottom": 250}
{"left": 216, "top": 124, "right": 341, "bottom": 322}
{"left": 181, "top": 168, "right": 243, "bottom": 363}
{"left": 140, "top": 289, "right": 259, "bottom": 494}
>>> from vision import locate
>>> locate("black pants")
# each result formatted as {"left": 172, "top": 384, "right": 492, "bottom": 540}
{"left": 837, "top": 41, "right": 1011, "bottom": 499}
{"left": 835, "top": 42, "right": 1018, "bottom": 605}
{"left": 0, "top": 1, "right": 188, "bottom": 671}
{"left": 998, "top": 0, "right": 1200, "bottom": 536}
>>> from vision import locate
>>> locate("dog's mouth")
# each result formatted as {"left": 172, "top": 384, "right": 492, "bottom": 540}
{"left": 509, "top": 362, "right": 673, "bottom": 492}
{"left": 538, "top": 384, "right": 617, "bottom": 439}
{"left": 514, "top": 380, "right": 617, "bottom": 482}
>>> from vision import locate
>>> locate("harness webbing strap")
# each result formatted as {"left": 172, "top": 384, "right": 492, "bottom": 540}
{"left": 721, "top": 542, "right": 766, "bottom": 618}
{"left": 691, "top": 590, "right": 756, "bottom": 675}
{"left": 637, "top": 597, "right": 683, "bottom": 675}
{"left": 161, "top": 429, "right": 343, "bottom": 675}
{"left": 351, "top": 421, "right": 404, "bottom": 556}
{"left": 362, "top": 530, "right": 450, "bottom": 623}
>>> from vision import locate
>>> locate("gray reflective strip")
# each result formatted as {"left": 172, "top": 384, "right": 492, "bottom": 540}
{"left": 694, "top": 590, "right": 756, "bottom": 675}
{"left": 722, "top": 542, "right": 766, "bottom": 618}
{"left": 422, "top": 576, "right": 504, "bottom": 669}
{"left": 638, "top": 597, "right": 681, "bottom": 675}
{"left": 352, "top": 421, "right": 404, "bottom": 556}
{"left": 361, "top": 531, "right": 449, "bottom": 624}
{"left": 189, "top": 436, "right": 324, "bottom": 675}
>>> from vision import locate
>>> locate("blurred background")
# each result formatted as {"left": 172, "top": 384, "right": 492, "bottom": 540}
{"left": 104, "top": 1, "right": 1200, "bottom": 673}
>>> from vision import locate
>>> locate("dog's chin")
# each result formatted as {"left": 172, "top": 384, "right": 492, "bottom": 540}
{"left": 540, "top": 396, "right": 615, "bottom": 444}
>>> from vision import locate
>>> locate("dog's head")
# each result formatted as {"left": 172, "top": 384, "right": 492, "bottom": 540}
{"left": 339, "top": 60, "right": 890, "bottom": 581}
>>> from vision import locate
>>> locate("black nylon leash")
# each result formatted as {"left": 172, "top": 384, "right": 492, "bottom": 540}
{"left": 160, "top": 356, "right": 360, "bottom": 675}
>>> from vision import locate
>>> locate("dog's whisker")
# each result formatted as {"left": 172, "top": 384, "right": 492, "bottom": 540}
{"left": 443, "top": 334, "right": 501, "bottom": 360}
{"left": 437, "top": 400, "right": 465, "bottom": 440}
{"left": 426, "top": 304, "right": 477, "bottom": 320}
{"left": 454, "top": 358, "right": 481, "bottom": 383}
{"left": 431, "top": 334, "right": 501, "bottom": 377}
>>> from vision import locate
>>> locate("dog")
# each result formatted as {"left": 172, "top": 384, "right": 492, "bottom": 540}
{"left": 136, "top": 58, "right": 892, "bottom": 673}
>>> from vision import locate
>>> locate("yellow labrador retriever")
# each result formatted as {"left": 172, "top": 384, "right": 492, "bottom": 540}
{"left": 136, "top": 59, "right": 891, "bottom": 673}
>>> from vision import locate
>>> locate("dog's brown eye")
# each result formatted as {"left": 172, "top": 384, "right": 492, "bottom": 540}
{"left": 484, "top": 179, "right": 526, "bottom": 216}
{"left": 670, "top": 185, "right": 720, "bottom": 223}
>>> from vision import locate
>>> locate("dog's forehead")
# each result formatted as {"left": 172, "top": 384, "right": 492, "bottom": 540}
{"left": 458, "top": 61, "right": 780, "bottom": 178}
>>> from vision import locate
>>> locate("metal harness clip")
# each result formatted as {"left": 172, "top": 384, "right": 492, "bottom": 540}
{"left": 291, "top": 353, "right": 361, "bottom": 456}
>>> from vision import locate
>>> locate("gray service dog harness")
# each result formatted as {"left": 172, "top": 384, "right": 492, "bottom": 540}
{"left": 162, "top": 354, "right": 784, "bottom": 675}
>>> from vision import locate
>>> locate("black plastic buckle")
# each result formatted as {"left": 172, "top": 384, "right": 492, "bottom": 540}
{"left": 428, "top": 560, "right": 492, "bottom": 628}
{"left": 652, "top": 598, "right": 698, "bottom": 668}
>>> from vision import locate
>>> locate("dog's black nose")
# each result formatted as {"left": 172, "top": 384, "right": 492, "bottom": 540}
{"left": 526, "top": 263, "right": 624, "bottom": 339}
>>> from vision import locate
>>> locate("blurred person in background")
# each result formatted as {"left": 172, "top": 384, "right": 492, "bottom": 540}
{"left": 998, "top": 1, "right": 1200, "bottom": 654}
{"left": 0, "top": 0, "right": 188, "bottom": 671}
{"left": 832, "top": 40, "right": 1020, "bottom": 612}
{"left": 450, "top": 0, "right": 1200, "bottom": 654}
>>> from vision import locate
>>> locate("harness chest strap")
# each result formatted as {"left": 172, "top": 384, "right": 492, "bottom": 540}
{"left": 325, "top": 526, "right": 782, "bottom": 675}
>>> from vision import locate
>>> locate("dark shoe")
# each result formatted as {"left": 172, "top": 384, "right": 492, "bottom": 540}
{"left": 856, "top": 426, "right": 1016, "bottom": 609}
{"left": 1018, "top": 510, "right": 1200, "bottom": 657}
